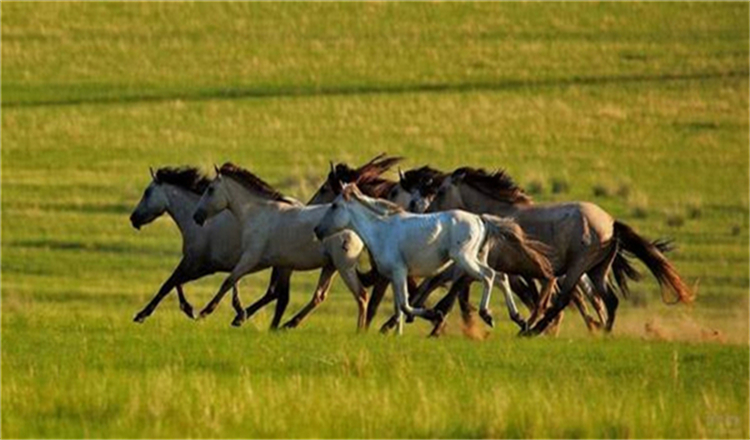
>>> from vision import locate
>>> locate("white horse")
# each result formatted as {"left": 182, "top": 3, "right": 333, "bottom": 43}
{"left": 192, "top": 163, "right": 372, "bottom": 330}
{"left": 314, "top": 183, "right": 530, "bottom": 335}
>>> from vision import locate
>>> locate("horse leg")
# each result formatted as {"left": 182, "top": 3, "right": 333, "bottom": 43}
{"left": 574, "top": 275, "right": 606, "bottom": 330}
{"left": 587, "top": 257, "right": 619, "bottom": 332}
{"left": 367, "top": 276, "right": 390, "bottom": 329}
{"left": 240, "top": 267, "right": 284, "bottom": 328}
{"left": 509, "top": 275, "right": 539, "bottom": 313}
{"left": 269, "top": 269, "right": 291, "bottom": 330}
{"left": 380, "top": 266, "right": 455, "bottom": 333}
{"left": 526, "top": 261, "right": 589, "bottom": 336}
{"left": 451, "top": 250, "right": 502, "bottom": 329}
{"left": 390, "top": 273, "right": 411, "bottom": 336}
{"left": 281, "top": 264, "right": 337, "bottom": 329}
{"left": 230, "top": 283, "right": 246, "bottom": 327}
{"left": 134, "top": 260, "right": 189, "bottom": 323}
{"left": 569, "top": 286, "right": 599, "bottom": 332}
{"left": 337, "top": 265, "right": 370, "bottom": 331}
{"left": 429, "top": 275, "right": 473, "bottom": 337}
{"left": 199, "top": 253, "right": 259, "bottom": 319}
{"left": 175, "top": 285, "right": 195, "bottom": 319}
{"left": 494, "top": 272, "right": 527, "bottom": 330}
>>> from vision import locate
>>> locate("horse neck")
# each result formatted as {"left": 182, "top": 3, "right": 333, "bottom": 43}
{"left": 163, "top": 185, "right": 202, "bottom": 241}
{"left": 346, "top": 200, "right": 387, "bottom": 249}
{"left": 460, "top": 184, "right": 525, "bottom": 216}
{"left": 224, "top": 179, "right": 282, "bottom": 221}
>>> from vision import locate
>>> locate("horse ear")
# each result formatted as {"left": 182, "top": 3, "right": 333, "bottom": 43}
{"left": 329, "top": 161, "right": 335, "bottom": 174}
{"left": 214, "top": 164, "right": 220, "bottom": 176}
{"left": 452, "top": 169, "right": 467, "bottom": 182}
{"left": 398, "top": 167, "right": 405, "bottom": 182}
{"left": 149, "top": 167, "right": 156, "bottom": 180}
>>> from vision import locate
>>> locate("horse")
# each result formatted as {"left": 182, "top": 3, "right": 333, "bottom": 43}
{"left": 129, "top": 166, "right": 292, "bottom": 326}
{"left": 394, "top": 165, "right": 614, "bottom": 334}
{"left": 306, "top": 155, "right": 437, "bottom": 330}
{"left": 192, "top": 163, "right": 372, "bottom": 330}
{"left": 425, "top": 167, "right": 693, "bottom": 335}
{"left": 314, "top": 183, "right": 555, "bottom": 335}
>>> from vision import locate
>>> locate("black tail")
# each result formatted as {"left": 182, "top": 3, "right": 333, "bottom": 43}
{"left": 613, "top": 221, "right": 693, "bottom": 304}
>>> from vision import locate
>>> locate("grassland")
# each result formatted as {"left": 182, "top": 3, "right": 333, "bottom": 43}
{"left": 2, "top": 2, "right": 749, "bottom": 438}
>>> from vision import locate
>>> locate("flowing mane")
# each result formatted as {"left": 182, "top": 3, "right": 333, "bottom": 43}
{"left": 399, "top": 166, "right": 448, "bottom": 196}
{"left": 329, "top": 153, "right": 402, "bottom": 198}
{"left": 452, "top": 167, "right": 532, "bottom": 205}
{"left": 155, "top": 167, "right": 212, "bottom": 195}
{"left": 219, "top": 162, "right": 292, "bottom": 204}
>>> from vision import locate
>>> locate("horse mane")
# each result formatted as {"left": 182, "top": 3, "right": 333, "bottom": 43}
{"left": 154, "top": 167, "right": 212, "bottom": 195}
{"left": 345, "top": 184, "right": 405, "bottom": 216}
{"left": 453, "top": 167, "right": 532, "bottom": 205}
{"left": 329, "top": 153, "right": 402, "bottom": 198}
{"left": 218, "top": 162, "right": 292, "bottom": 204}
{"left": 400, "top": 166, "right": 448, "bottom": 195}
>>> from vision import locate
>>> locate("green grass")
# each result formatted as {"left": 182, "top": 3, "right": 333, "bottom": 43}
{"left": 2, "top": 2, "right": 749, "bottom": 438}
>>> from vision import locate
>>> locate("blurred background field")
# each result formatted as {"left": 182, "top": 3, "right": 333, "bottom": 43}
{"left": 2, "top": 2, "right": 748, "bottom": 438}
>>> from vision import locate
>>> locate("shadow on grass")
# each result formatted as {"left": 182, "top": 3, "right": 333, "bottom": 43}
{"left": 8, "top": 238, "right": 176, "bottom": 257}
{"left": 4, "top": 70, "right": 747, "bottom": 108}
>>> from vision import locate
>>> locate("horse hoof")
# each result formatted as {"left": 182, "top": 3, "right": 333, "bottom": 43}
{"left": 133, "top": 314, "right": 146, "bottom": 324}
{"left": 231, "top": 316, "right": 245, "bottom": 327}
{"left": 429, "top": 319, "right": 447, "bottom": 338}
{"left": 479, "top": 309, "right": 494, "bottom": 328}
{"left": 517, "top": 328, "right": 534, "bottom": 337}
{"left": 181, "top": 305, "right": 196, "bottom": 320}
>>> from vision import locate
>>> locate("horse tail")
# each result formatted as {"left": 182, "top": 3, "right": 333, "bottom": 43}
{"left": 613, "top": 221, "right": 693, "bottom": 304}
{"left": 610, "top": 238, "right": 674, "bottom": 298}
{"left": 481, "top": 215, "right": 555, "bottom": 280}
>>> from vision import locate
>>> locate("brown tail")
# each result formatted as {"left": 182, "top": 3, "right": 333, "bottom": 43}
{"left": 610, "top": 238, "right": 673, "bottom": 298}
{"left": 613, "top": 221, "right": 693, "bottom": 304}
{"left": 482, "top": 215, "right": 554, "bottom": 280}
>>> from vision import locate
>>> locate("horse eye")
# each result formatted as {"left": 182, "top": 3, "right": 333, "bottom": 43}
{"left": 331, "top": 204, "right": 338, "bottom": 210}
{"left": 208, "top": 187, "right": 215, "bottom": 195}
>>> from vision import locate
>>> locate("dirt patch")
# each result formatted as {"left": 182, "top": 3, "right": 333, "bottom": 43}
{"left": 642, "top": 316, "right": 728, "bottom": 344}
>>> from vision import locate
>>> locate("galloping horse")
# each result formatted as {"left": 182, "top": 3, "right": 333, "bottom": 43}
{"left": 425, "top": 167, "right": 693, "bottom": 335}
{"left": 192, "top": 163, "right": 372, "bottom": 329}
{"left": 129, "top": 167, "right": 290, "bottom": 326}
{"left": 394, "top": 165, "right": 612, "bottom": 334}
{"left": 314, "top": 183, "right": 555, "bottom": 334}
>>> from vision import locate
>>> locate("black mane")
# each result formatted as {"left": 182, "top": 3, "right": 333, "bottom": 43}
{"left": 154, "top": 167, "right": 212, "bottom": 195}
{"left": 219, "top": 162, "right": 290, "bottom": 203}
{"left": 400, "top": 166, "right": 448, "bottom": 196}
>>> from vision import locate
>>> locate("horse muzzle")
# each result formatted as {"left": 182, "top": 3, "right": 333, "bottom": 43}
{"left": 193, "top": 209, "right": 207, "bottom": 226}
{"left": 129, "top": 214, "right": 142, "bottom": 230}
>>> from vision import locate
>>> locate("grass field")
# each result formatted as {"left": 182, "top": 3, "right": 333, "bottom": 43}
{"left": 2, "top": 2, "right": 749, "bottom": 438}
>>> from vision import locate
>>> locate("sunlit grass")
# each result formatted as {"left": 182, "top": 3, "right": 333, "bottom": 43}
{"left": 2, "top": 2, "right": 748, "bottom": 438}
